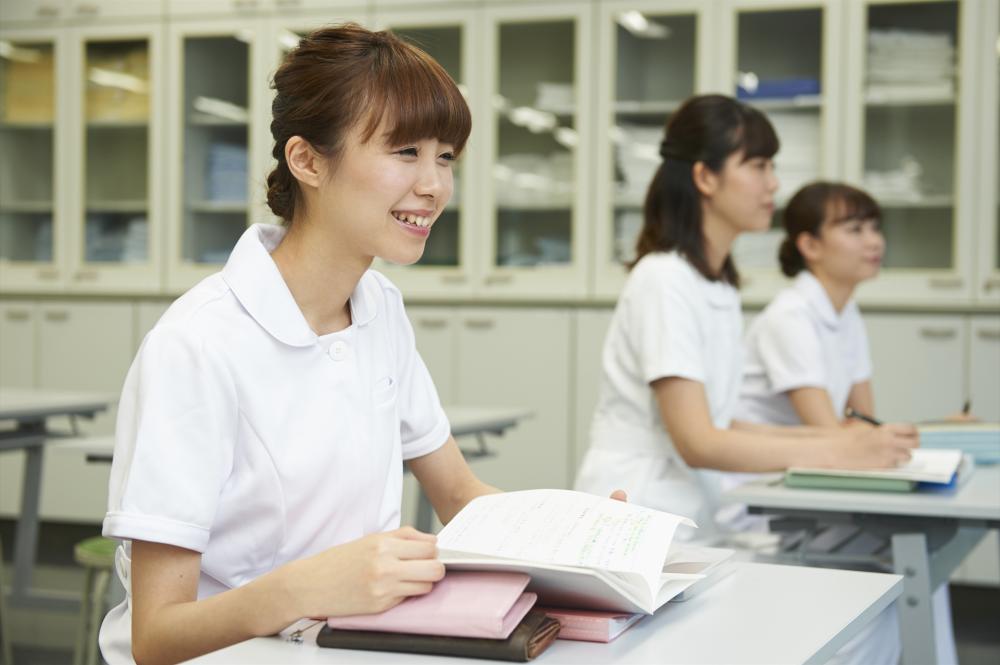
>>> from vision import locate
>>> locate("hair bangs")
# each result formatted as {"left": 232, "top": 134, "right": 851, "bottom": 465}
{"left": 826, "top": 184, "right": 881, "bottom": 225}
{"left": 729, "top": 104, "right": 780, "bottom": 162}
{"left": 359, "top": 41, "right": 471, "bottom": 154}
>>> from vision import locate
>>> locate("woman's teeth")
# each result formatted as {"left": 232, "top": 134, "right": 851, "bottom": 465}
{"left": 393, "top": 212, "right": 430, "bottom": 227}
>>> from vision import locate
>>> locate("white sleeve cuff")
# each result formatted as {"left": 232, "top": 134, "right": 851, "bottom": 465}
{"left": 103, "top": 512, "right": 212, "bottom": 552}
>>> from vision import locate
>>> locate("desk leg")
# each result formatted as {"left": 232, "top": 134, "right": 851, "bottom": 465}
{"left": 893, "top": 532, "right": 936, "bottom": 665}
{"left": 11, "top": 445, "right": 43, "bottom": 602}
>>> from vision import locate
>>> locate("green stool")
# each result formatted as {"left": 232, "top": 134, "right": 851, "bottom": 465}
{"left": 73, "top": 536, "right": 117, "bottom": 665}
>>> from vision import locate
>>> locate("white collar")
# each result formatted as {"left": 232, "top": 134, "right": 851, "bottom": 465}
{"left": 793, "top": 271, "right": 845, "bottom": 329}
{"left": 222, "top": 224, "right": 377, "bottom": 347}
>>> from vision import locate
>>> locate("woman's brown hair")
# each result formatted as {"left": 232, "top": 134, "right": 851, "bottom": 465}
{"left": 778, "top": 182, "right": 882, "bottom": 277}
{"left": 266, "top": 23, "right": 472, "bottom": 225}
{"left": 631, "top": 94, "right": 779, "bottom": 287}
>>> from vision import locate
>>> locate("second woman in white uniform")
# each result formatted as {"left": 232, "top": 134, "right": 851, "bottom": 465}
{"left": 736, "top": 181, "right": 957, "bottom": 664}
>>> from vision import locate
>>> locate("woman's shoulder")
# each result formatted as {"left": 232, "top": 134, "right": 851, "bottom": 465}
{"left": 145, "top": 274, "right": 241, "bottom": 346}
{"left": 628, "top": 251, "right": 699, "bottom": 287}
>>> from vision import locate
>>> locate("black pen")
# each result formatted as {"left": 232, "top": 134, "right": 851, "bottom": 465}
{"left": 962, "top": 399, "right": 971, "bottom": 416}
{"left": 845, "top": 407, "right": 883, "bottom": 427}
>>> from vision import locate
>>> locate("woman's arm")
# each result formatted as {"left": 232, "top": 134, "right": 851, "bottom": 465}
{"left": 846, "top": 380, "right": 876, "bottom": 418}
{"left": 786, "top": 386, "right": 843, "bottom": 427}
{"left": 407, "top": 437, "right": 500, "bottom": 525}
{"left": 653, "top": 377, "right": 916, "bottom": 472}
{"left": 131, "top": 527, "right": 444, "bottom": 665}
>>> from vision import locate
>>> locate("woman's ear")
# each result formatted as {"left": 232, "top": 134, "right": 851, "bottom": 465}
{"left": 691, "top": 161, "right": 718, "bottom": 197}
{"left": 796, "top": 230, "right": 823, "bottom": 264}
{"left": 285, "top": 136, "right": 322, "bottom": 189}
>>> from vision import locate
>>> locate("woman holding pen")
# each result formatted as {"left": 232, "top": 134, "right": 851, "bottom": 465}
{"left": 735, "top": 181, "right": 957, "bottom": 664}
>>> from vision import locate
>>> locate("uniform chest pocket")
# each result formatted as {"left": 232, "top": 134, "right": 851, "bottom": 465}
{"left": 372, "top": 375, "right": 397, "bottom": 408}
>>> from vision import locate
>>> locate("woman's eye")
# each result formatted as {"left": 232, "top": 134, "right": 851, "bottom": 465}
{"left": 397, "top": 147, "right": 418, "bottom": 157}
{"left": 439, "top": 152, "right": 456, "bottom": 162}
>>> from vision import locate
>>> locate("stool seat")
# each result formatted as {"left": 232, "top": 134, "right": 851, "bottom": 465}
{"left": 73, "top": 536, "right": 117, "bottom": 665}
{"left": 74, "top": 536, "right": 116, "bottom": 569}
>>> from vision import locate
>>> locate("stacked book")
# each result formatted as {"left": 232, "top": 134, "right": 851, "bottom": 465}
{"left": 785, "top": 448, "right": 966, "bottom": 492}
{"left": 919, "top": 423, "right": 1000, "bottom": 465}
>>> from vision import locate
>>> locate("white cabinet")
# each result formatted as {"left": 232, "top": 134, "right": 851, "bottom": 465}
{"left": 455, "top": 307, "right": 572, "bottom": 491}
{"left": 969, "top": 315, "right": 1000, "bottom": 422}
{"left": 593, "top": 0, "right": 711, "bottom": 299}
{"left": 0, "top": 1, "right": 70, "bottom": 24}
{"left": 409, "top": 306, "right": 458, "bottom": 405}
{"left": 477, "top": 2, "right": 593, "bottom": 300}
{"left": 844, "top": 0, "right": 978, "bottom": 306}
{"left": 572, "top": 308, "right": 612, "bottom": 481}
{"left": 865, "top": 312, "right": 966, "bottom": 422}
{"left": 0, "top": 300, "right": 37, "bottom": 386}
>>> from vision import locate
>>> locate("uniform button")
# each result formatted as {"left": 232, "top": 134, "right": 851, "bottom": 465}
{"left": 329, "top": 341, "right": 349, "bottom": 361}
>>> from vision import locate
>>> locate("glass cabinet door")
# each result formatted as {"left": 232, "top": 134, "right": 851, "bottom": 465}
{"left": 595, "top": 2, "right": 705, "bottom": 297}
{"left": 725, "top": 1, "right": 837, "bottom": 301}
{"left": 483, "top": 4, "right": 592, "bottom": 298}
{"left": 167, "top": 22, "right": 257, "bottom": 292}
{"left": 0, "top": 36, "right": 60, "bottom": 291}
{"left": 863, "top": 1, "right": 958, "bottom": 270}
{"left": 983, "top": 1, "right": 1000, "bottom": 301}
{"left": 67, "top": 24, "right": 162, "bottom": 294}
{"left": 372, "top": 10, "right": 476, "bottom": 297}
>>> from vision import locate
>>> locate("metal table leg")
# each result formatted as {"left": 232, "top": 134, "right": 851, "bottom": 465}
{"left": 892, "top": 532, "right": 936, "bottom": 665}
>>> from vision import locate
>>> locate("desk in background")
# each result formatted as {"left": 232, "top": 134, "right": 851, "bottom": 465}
{"left": 0, "top": 388, "right": 113, "bottom": 611}
{"left": 184, "top": 563, "right": 902, "bottom": 665}
{"left": 68, "top": 405, "right": 533, "bottom": 535}
{"left": 725, "top": 466, "right": 1000, "bottom": 665}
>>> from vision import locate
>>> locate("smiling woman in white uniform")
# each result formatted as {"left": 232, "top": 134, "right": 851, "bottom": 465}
{"left": 99, "top": 25, "right": 500, "bottom": 665}
{"left": 736, "top": 181, "right": 957, "bottom": 664}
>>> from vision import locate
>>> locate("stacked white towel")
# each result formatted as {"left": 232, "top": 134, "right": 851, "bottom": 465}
{"left": 867, "top": 28, "right": 955, "bottom": 102}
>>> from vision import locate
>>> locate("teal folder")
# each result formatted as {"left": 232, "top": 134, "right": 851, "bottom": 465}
{"left": 784, "top": 472, "right": 916, "bottom": 492}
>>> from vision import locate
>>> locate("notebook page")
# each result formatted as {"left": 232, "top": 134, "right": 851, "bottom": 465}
{"left": 437, "top": 489, "right": 694, "bottom": 595}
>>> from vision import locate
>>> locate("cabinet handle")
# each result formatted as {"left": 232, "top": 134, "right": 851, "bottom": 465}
{"left": 233, "top": 0, "right": 258, "bottom": 8}
{"left": 441, "top": 274, "right": 467, "bottom": 284}
{"left": 984, "top": 277, "right": 1000, "bottom": 291}
{"left": 44, "top": 310, "right": 69, "bottom": 322}
{"left": 484, "top": 274, "right": 513, "bottom": 285}
{"left": 464, "top": 318, "right": 496, "bottom": 330}
{"left": 275, "top": 0, "right": 302, "bottom": 6}
{"left": 417, "top": 318, "right": 448, "bottom": 329}
{"left": 4, "top": 309, "right": 31, "bottom": 322}
{"left": 919, "top": 327, "right": 957, "bottom": 340}
{"left": 37, "top": 5, "right": 61, "bottom": 17}
{"left": 928, "top": 277, "right": 963, "bottom": 289}
{"left": 75, "top": 3, "right": 99, "bottom": 15}
{"left": 37, "top": 268, "right": 59, "bottom": 280}
{"left": 74, "top": 269, "right": 98, "bottom": 281}
{"left": 977, "top": 329, "right": 1000, "bottom": 341}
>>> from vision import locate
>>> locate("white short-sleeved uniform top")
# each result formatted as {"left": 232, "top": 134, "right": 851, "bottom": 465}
{"left": 99, "top": 224, "right": 449, "bottom": 664}
{"left": 573, "top": 252, "right": 743, "bottom": 539}
{"left": 736, "top": 270, "right": 872, "bottom": 426}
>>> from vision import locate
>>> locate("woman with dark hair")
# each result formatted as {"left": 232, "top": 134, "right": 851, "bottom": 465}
{"left": 97, "top": 24, "right": 497, "bottom": 664}
{"left": 574, "top": 95, "right": 916, "bottom": 539}
{"left": 737, "top": 181, "right": 884, "bottom": 427}
{"left": 736, "top": 181, "right": 958, "bottom": 664}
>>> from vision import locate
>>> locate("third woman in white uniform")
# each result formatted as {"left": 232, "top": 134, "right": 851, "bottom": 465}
{"left": 736, "top": 181, "right": 957, "bottom": 664}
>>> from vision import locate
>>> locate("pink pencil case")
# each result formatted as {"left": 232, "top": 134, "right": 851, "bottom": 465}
{"left": 326, "top": 571, "right": 536, "bottom": 640}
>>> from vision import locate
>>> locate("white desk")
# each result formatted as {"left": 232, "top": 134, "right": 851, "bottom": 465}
{"left": 725, "top": 467, "right": 1000, "bottom": 665}
{"left": 185, "top": 563, "right": 903, "bottom": 665}
{"left": 0, "top": 387, "right": 113, "bottom": 611}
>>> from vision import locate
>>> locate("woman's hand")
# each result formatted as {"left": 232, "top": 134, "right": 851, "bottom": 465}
{"left": 286, "top": 526, "right": 444, "bottom": 619}
{"left": 832, "top": 423, "right": 919, "bottom": 469}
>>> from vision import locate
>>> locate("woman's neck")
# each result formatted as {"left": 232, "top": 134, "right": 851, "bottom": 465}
{"left": 809, "top": 267, "right": 855, "bottom": 313}
{"left": 270, "top": 220, "right": 372, "bottom": 335}
{"left": 700, "top": 206, "right": 738, "bottom": 276}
